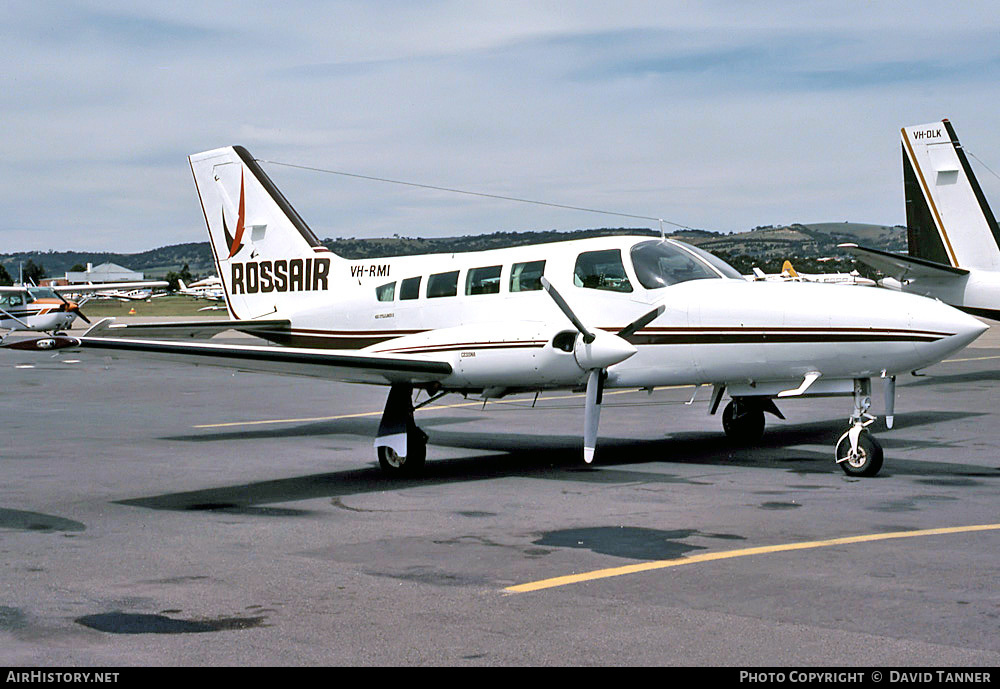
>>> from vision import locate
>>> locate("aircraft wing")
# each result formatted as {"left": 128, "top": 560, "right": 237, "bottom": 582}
{"left": 838, "top": 243, "right": 969, "bottom": 281}
{"left": 51, "top": 281, "right": 170, "bottom": 293}
{"left": 9, "top": 335, "right": 452, "bottom": 385}
{"left": 0, "top": 282, "right": 168, "bottom": 293}
{"left": 84, "top": 317, "right": 291, "bottom": 340}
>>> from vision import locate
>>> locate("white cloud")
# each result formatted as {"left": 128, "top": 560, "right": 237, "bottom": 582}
{"left": 1, "top": 1, "right": 999, "bottom": 251}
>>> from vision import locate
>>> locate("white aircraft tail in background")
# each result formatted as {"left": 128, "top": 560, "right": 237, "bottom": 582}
{"left": 177, "top": 277, "right": 224, "bottom": 301}
{"left": 842, "top": 119, "right": 1000, "bottom": 320}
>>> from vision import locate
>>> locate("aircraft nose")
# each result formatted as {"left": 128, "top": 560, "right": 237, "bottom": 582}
{"left": 917, "top": 301, "right": 989, "bottom": 359}
{"left": 946, "top": 309, "right": 989, "bottom": 350}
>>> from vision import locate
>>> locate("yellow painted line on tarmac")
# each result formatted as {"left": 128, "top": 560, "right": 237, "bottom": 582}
{"left": 192, "top": 386, "right": 692, "bottom": 429}
{"left": 942, "top": 354, "right": 1000, "bottom": 363}
{"left": 505, "top": 523, "right": 1000, "bottom": 593}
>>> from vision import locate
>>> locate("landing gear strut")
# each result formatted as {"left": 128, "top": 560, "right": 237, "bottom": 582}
{"left": 722, "top": 399, "right": 765, "bottom": 443}
{"left": 835, "top": 378, "right": 883, "bottom": 477}
{"left": 375, "top": 384, "right": 428, "bottom": 476}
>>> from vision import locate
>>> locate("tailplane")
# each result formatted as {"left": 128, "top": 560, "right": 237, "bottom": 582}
{"left": 902, "top": 119, "right": 1000, "bottom": 270}
{"left": 188, "top": 146, "right": 341, "bottom": 320}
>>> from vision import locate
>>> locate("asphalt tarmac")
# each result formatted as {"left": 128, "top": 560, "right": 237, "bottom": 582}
{"left": 1, "top": 321, "right": 998, "bottom": 666}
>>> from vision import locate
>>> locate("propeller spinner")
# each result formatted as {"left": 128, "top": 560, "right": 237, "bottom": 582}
{"left": 541, "top": 277, "right": 662, "bottom": 463}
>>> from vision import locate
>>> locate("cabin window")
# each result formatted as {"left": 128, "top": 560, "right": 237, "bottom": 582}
{"left": 510, "top": 260, "right": 545, "bottom": 292}
{"left": 465, "top": 265, "right": 502, "bottom": 295}
{"left": 375, "top": 281, "right": 396, "bottom": 302}
{"left": 573, "top": 249, "right": 633, "bottom": 293}
{"left": 427, "top": 270, "right": 459, "bottom": 298}
{"left": 399, "top": 276, "right": 421, "bottom": 300}
{"left": 629, "top": 240, "right": 741, "bottom": 289}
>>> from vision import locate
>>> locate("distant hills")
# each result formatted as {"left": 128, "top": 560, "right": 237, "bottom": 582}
{"left": 0, "top": 222, "right": 906, "bottom": 283}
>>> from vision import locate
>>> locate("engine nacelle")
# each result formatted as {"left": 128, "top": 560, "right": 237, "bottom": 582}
{"left": 3, "top": 335, "right": 81, "bottom": 351}
{"left": 366, "top": 321, "right": 623, "bottom": 389}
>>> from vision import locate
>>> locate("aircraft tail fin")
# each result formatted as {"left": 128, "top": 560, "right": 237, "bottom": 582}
{"left": 781, "top": 260, "right": 798, "bottom": 278}
{"left": 901, "top": 119, "right": 1000, "bottom": 270}
{"left": 188, "top": 146, "right": 341, "bottom": 320}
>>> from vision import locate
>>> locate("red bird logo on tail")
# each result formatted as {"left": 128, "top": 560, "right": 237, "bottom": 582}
{"left": 222, "top": 170, "right": 246, "bottom": 258}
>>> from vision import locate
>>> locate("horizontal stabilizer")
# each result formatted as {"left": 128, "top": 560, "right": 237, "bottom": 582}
{"left": 84, "top": 317, "right": 291, "bottom": 340}
{"left": 838, "top": 243, "right": 968, "bottom": 281}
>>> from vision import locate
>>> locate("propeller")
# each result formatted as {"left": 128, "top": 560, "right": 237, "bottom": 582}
{"left": 540, "top": 277, "right": 659, "bottom": 463}
{"left": 53, "top": 292, "right": 90, "bottom": 324}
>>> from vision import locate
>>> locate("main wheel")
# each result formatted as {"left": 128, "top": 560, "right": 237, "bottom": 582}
{"left": 377, "top": 426, "right": 427, "bottom": 476}
{"left": 835, "top": 430, "right": 883, "bottom": 477}
{"left": 722, "top": 399, "right": 766, "bottom": 444}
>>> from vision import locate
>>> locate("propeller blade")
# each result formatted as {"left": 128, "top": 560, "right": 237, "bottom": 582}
{"left": 540, "top": 277, "right": 594, "bottom": 344}
{"left": 583, "top": 368, "right": 605, "bottom": 463}
{"left": 617, "top": 304, "right": 665, "bottom": 339}
{"left": 59, "top": 296, "right": 91, "bottom": 325}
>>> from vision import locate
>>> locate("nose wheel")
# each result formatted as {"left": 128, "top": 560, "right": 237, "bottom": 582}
{"left": 835, "top": 427, "right": 883, "bottom": 476}
{"left": 835, "top": 378, "right": 884, "bottom": 477}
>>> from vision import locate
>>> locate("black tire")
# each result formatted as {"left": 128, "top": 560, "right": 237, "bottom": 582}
{"left": 377, "top": 426, "right": 427, "bottom": 476}
{"left": 722, "top": 399, "right": 766, "bottom": 444}
{"left": 836, "top": 431, "right": 883, "bottom": 477}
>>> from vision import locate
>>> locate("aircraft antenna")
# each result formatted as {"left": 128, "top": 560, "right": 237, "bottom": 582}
{"left": 967, "top": 150, "right": 1000, "bottom": 185}
{"left": 256, "top": 158, "right": 699, "bottom": 232}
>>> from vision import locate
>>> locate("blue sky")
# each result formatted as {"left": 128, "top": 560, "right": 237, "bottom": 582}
{"left": 2, "top": 1, "right": 999, "bottom": 252}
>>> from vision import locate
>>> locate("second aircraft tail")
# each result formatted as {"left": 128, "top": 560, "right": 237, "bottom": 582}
{"left": 902, "top": 119, "right": 1000, "bottom": 271}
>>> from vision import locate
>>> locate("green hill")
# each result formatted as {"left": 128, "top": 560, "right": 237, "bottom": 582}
{"left": 0, "top": 222, "right": 905, "bottom": 283}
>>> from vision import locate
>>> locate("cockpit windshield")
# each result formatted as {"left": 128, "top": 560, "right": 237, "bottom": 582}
{"left": 26, "top": 287, "right": 57, "bottom": 301}
{"left": 629, "top": 240, "right": 742, "bottom": 289}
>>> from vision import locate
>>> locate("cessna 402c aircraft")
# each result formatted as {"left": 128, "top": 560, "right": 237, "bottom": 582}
{"left": 7, "top": 146, "right": 988, "bottom": 477}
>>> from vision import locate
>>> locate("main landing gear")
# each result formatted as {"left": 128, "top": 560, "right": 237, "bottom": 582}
{"left": 834, "top": 378, "right": 883, "bottom": 477}
{"left": 374, "top": 384, "right": 428, "bottom": 476}
{"left": 721, "top": 397, "right": 784, "bottom": 444}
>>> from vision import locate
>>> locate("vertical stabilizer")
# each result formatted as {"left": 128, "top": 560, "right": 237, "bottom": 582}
{"left": 189, "top": 146, "right": 341, "bottom": 320}
{"left": 901, "top": 120, "right": 1000, "bottom": 270}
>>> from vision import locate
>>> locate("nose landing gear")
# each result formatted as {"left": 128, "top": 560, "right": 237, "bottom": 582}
{"left": 835, "top": 378, "right": 884, "bottom": 477}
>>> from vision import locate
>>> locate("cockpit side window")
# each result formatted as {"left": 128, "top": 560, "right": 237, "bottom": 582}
{"left": 573, "top": 249, "right": 633, "bottom": 292}
{"left": 629, "top": 240, "right": 739, "bottom": 289}
{"left": 0, "top": 292, "right": 25, "bottom": 307}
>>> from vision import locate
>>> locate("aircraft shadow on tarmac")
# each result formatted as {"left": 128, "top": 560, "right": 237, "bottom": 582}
{"left": 899, "top": 368, "right": 1000, "bottom": 388}
{"left": 125, "top": 409, "right": 996, "bottom": 514}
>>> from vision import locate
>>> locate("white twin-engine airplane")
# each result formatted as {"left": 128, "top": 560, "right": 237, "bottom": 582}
{"left": 842, "top": 119, "right": 1000, "bottom": 319}
{"left": 6, "top": 146, "right": 988, "bottom": 477}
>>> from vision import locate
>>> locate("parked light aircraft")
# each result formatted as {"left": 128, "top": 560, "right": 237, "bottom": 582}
{"left": 0, "top": 281, "right": 167, "bottom": 338}
{"left": 6, "top": 146, "right": 988, "bottom": 477}
{"left": 178, "top": 277, "right": 224, "bottom": 301}
{"left": 86, "top": 286, "right": 164, "bottom": 302}
{"left": 842, "top": 119, "right": 1000, "bottom": 320}
{"left": 751, "top": 260, "right": 876, "bottom": 286}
